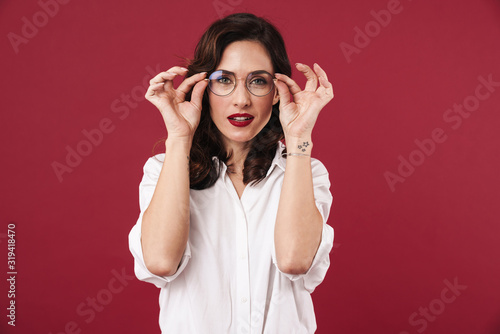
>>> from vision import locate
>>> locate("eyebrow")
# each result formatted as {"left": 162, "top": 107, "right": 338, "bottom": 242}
{"left": 214, "top": 69, "right": 274, "bottom": 76}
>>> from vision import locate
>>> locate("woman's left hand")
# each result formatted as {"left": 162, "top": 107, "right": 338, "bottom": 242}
{"left": 275, "top": 63, "right": 334, "bottom": 139}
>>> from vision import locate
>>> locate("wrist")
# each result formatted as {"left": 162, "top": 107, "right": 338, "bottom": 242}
{"left": 165, "top": 136, "right": 193, "bottom": 152}
{"left": 285, "top": 136, "right": 313, "bottom": 155}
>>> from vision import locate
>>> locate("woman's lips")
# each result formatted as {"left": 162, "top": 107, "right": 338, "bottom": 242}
{"left": 227, "top": 113, "right": 254, "bottom": 127}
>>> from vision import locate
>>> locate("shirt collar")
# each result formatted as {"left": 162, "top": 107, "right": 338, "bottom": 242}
{"left": 265, "top": 141, "right": 287, "bottom": 177}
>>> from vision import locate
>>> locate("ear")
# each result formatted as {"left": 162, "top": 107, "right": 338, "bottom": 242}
{"left": 272, "top": 85, "right": 280, "bottom": 105}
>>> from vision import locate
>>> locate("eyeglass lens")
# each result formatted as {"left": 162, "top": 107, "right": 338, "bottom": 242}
{"left": 208, "top": 70, "right": 274, "bottom": 96}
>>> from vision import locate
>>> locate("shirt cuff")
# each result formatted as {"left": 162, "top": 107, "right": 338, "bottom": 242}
{"left": 128, "top": 212, "right": 191, "bottom": 288}
{"left": 272, "top": 219, "right": 334, "bottom": 283}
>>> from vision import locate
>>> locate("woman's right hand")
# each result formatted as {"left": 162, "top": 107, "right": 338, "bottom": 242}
{"left": 145, "top": 66, "right": 209, "bottom": 140}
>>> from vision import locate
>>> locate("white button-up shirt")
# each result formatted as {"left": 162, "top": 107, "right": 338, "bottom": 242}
{"left": 128, "top": 141, "right": 334, "bottom": 334}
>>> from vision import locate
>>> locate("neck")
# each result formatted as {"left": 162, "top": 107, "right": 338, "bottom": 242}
{"left": 225, "top": 141, "right": 251, "bottom": 174}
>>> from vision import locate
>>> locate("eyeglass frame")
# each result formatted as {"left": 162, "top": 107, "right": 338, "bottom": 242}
{"left": 207, "top": 69, "right": 277, "bottom": 97}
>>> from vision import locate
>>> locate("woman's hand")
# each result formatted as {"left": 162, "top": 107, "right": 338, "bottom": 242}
{"left": 275, "top": 63, "right": 334, "bottom": 140}
{"left": 146, "top": 66, "right": 209, "bottom": 140}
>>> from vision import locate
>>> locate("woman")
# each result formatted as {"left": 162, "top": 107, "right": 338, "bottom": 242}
{"left": 128, "top": 12, "right": 335, "bottom": 333}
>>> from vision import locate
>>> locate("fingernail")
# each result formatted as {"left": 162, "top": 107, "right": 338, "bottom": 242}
{"left": 295, "top": 63, "right": 302, "bottom": 67}
{"left": 181, "top": 67, "right": 188, "bottom": 71}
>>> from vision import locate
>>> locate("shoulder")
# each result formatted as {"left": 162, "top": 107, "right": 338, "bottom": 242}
{"left": 142, "top": 154, "right": 165, "bottom": 176}
{"left": 310, "top": 157, "right": 330, "bottom": 177}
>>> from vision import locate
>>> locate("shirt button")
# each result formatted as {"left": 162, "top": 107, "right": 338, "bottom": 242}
{"left": 240, "top": 255, "right": 245, "bottom": 260}
{"left": 241, "top": 297, "right": 247, "bottom": 303}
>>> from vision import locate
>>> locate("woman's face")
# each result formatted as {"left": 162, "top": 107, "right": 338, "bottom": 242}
{"left": 208, "top": 40, "right": 279, "bottom": 151}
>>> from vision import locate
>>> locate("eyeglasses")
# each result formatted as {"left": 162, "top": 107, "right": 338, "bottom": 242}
{"left": 207, "top": 70, "right": 275, "bottom": 97}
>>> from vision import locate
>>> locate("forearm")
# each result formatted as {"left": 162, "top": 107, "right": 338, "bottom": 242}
{"left": 275, "top": 136, "right": 323, "bottom": 275}
{"left": 141, "top": 137, "right": 191, "bottom": 276}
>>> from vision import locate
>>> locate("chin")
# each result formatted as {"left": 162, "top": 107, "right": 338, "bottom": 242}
{"left": 227, "top": 134, "right": 256, "bottom": 144}
{"left": 222, "top": 129, "right": 259, "bottom": 145}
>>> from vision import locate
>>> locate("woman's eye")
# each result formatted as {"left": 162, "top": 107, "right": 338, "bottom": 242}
{"left": 217, "top": 77, "right": 232, "bottom": 84}
{"left": 251, "top": 78, "right": 267, "bottom": 85}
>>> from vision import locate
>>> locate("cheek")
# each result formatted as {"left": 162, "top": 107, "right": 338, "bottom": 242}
{"left": 208, "top": 95, "right": 227, "bottom": 120}
{"left": 256, "top": 96, "right": 275, "bottom": 116}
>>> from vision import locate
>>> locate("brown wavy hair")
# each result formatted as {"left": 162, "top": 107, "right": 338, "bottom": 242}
{"left": 156, "top": 13, "right": 292, "bottom": 190}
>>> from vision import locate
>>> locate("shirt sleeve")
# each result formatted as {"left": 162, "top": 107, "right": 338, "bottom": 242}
{"left": 128, "top": 154, "right": 192, "bottom": 289}
{"left": 272, "top": 158, "right": 334, "bottom": 293}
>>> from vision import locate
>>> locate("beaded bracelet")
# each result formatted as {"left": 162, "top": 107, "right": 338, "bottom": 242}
{"left": 286, "top": 152, "right": 311, "bottom": 157}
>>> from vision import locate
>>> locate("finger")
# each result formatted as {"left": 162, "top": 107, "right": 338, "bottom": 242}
{"left": 312, "top": 63, "right": 334, "bottom": 100}
{"left": 145, "top": 82, "right": 166, "bottom": 98}
{"left": 190, "top": 78, "right": 209, "bottom": 112}
{"left": 149, "top": 72, "right": 175, "bottom": 85}
{"left": 318, "top": 76, "right": 335, "bottom": 100}
{"left": 296, "top": 63, "right": 318, "bottom": 92}
{"left": 149, "top": 67, "right": 189, "bottom": 91}
{"left": 149, "top": 67, "right": 188, "bottom": 85}
{"left": 274, "top": 73, "right": 301, "bottom": 95}
{"left": 167, "top": 65, "right": 189, "bottom": 73}
{"left": 313, "top": 63, "right": 328, "bottom": 81}
{"left": 176, "top": 72, "right": 207, "bottom": 100}
{"left": 274, "top": 79, "right": 291, "bottom": 107}
{"left": 148, "top": 72, "right": 176, "bottom": 92}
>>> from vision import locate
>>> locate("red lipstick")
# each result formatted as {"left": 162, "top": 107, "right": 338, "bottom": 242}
{"left": 227, "top": 113, "right": 254, "bottom": 127}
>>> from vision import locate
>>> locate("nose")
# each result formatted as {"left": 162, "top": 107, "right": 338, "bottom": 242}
{"left": 232, "top": 79, "right": 251, "bottom": 108}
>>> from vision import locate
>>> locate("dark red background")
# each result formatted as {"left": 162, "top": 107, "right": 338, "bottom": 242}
{"left": 1, "top": 0, "right": 500, "bottom": 333}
